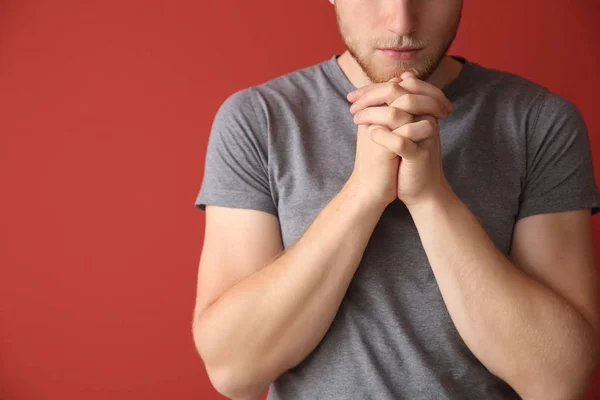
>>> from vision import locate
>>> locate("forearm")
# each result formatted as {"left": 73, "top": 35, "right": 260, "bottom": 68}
{"left": 408, "top": 185, "right": 599, "bottom": 400}
{"left": 194, "top": 180, "right": 386, "bottom": 398}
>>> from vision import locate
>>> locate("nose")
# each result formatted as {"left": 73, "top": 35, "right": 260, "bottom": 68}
{"left": 385, "top": 0, "right": 416, "bottom": 37}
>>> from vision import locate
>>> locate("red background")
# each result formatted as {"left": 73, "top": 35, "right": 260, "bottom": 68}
{"left": 1, "top": 1, "right": 599, "bottom": 399}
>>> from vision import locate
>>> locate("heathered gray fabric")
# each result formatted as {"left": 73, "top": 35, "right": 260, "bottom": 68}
{"left": 194, "top": 54, "right": 600, "bottom": 399}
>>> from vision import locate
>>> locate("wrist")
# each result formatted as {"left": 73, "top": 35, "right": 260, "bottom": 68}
{"left": 405, "top": 181, "right": 458, "bottom": 216}
{"left": 341, "top": 178, "right": 391, "bottom": 215}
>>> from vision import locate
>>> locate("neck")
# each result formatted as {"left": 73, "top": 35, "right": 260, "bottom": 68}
{"left": 336, "top": 50, "right": 463, "bottom": 91}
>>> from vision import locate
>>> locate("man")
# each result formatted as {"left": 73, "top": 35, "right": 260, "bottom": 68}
{"left": 192, "top": 0, "right": 600, "bottom": 399}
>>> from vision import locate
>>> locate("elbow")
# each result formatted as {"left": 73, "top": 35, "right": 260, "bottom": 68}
{"left": 205, "top": 364, "right": 267, "bottom": 400}
{"left": 192, "top": 318, "right": 267, "bottom": 399}
{"left": 519, "top": 384, "right": 588, "bottom": 400}
{"left": 516, "top": 363, "right": 598, "bottom": 400}
{"left": 516, "top": 369, "right": 597, "bottom": 400}
{"left": 516, "top": 333, "right": 600, "bottom": 400}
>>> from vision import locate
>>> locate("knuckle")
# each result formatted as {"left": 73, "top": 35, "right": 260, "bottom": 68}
{"left": 389, "top": 107, "right": 401, "bottom": 121}
{"left": 393, "top": 95, "right": 407, "bottom": 109}
{"left": 392, "top": 85, "right": 405, "bottom": 98}
{"left": 427, "top": 119, "right": 439, "bottom": 132}
{"left": 386, "top": 83, "right": 397, "bottom": 97}
{"left": 435, "top": 100, "right": 448, "bottom": 115}
{"left": 402, "top": 94, "right": 416, "bottom": 109}
{"left": 399, "top": 78, "right": 415, "bottom": 90}
{"left": 393, "top": 136, "right": 405, "bottom": 153}
{"left": 400, "top": 123, "right": 414, "bottom": 140}
{"left": 368, "top": 125, "right": 383, "bottom": 139}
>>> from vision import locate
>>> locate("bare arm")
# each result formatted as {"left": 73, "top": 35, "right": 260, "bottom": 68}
{"left": 192, "top": 180, "right": 387, "bottom": 399}
{"left": 407, "top": 186, "right": 600, "bottom": 400}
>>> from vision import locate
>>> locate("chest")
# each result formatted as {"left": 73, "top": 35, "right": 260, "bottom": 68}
{"left": 269, "top": 111, "right": 524, "bottom": 255}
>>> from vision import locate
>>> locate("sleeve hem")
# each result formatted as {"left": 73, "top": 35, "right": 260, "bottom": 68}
{"left": 194, "top": 189, "right": 278, "bottom": 217}
{"left": 516, "top": 193, "right": 600, "bottom": 221}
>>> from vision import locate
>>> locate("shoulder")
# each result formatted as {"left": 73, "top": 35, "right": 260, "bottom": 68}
{"left": 467, "top": 61, "right": 549, "bottom": 106}
{"left": 463, "top": 60, "right": 582, "bottom": 124}
{"left": 216, "top": 57, "right": 332, "bottom": 122}
{"left": 254, "top": 58, "right": 333, "bottom": 99}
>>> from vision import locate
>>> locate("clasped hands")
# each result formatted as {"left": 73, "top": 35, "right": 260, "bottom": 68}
{"left": 347, "top": 71, "right": 455, "bottom": 208}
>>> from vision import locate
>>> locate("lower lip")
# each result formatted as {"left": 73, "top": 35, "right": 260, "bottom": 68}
{"left": 380, "top": 49, "right": 421, "bottom": 60}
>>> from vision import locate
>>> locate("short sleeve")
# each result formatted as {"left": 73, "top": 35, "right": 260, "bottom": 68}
{"left": 516, "top": 92, "right": 600, "bottom": 220}
{"left": 194, "top": 87, "right": 277, "bottom": 216}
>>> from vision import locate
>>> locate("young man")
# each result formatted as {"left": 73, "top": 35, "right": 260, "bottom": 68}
{"left": 192, "top": 1, "right": 600, "bottom": 399}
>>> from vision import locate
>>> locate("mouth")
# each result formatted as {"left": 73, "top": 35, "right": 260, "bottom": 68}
{"left": 381, "top": 46, "right": 422, "bottom": 51}
{"left": 379, "top": 47, "right": 422, "bottom": 60}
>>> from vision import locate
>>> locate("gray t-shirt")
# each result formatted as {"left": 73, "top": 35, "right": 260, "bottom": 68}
{"left": 194, "top": 54, "right": 600, "bottom": 399}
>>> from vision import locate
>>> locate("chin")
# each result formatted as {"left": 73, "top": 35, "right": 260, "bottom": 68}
{"left": 367, "top": 60, "right": 421, "bottom": 83}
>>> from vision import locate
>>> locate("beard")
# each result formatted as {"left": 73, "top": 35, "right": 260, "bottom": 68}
{"left": 335, "top": 7, "right": 461, "bottom": 84}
